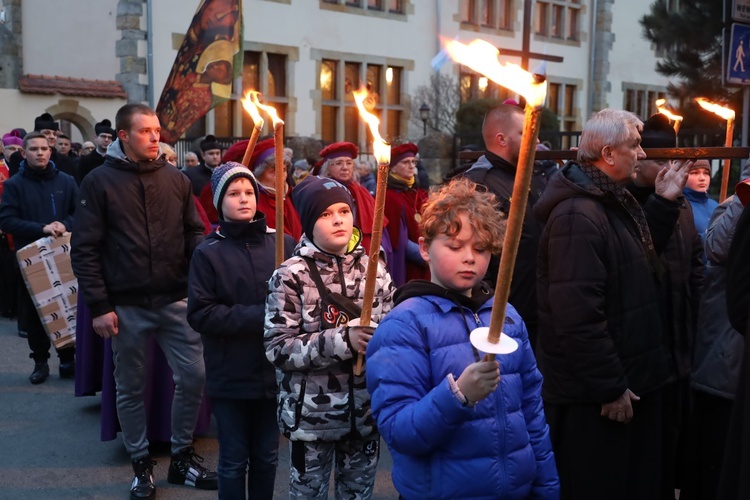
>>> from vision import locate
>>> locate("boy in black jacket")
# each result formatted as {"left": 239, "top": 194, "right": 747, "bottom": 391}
{"left": 187, "top": 162, "right": 295, "bottom": 499}
{"left": 0, "top": 131, "right": 77, "bottom": 384}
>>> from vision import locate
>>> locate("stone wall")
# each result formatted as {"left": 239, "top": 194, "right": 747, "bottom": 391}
{"left": 115, "top": 0, "right": 147, "bottom": 103}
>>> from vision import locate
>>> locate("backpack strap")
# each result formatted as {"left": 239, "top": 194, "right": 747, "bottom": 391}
{"left": 301, "top": 256, "right": 329, "bottom": 298}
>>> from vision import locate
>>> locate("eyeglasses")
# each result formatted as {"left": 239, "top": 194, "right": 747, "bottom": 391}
{"left": 331, "top": 159, "right": 355, "bottom": 168}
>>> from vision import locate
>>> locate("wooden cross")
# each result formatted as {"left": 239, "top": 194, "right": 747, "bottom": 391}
{"left": 497, "top": 0, "right": 563, "bottom": 71}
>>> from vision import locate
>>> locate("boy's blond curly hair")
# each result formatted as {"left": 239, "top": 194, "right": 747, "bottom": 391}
{"left": 420, "top": 177, "right": 506, "bottom": 254}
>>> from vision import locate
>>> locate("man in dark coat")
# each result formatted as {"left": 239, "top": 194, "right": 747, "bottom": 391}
{"left": 463, "top": 103, "right": 556, "bottom": 347}
{"left": 534, "top": 108, "right": 690, "bottom": 500}
{"left": 717, "top": 190, "right": 750, "bottom": 499}
{"left": 71, "top": 103, "right": 216, "bottom": 499}
{"left": 75, "top": 119, "right": 114, "bottom": 184}
{"left": 184, "top": 134, "right": 221, "bottom": 196}
{"left": 0, "top": 131, "right": 77, "bottom": 384}
{"left": 627, "top": 113, "right": 704, "bottom": 498}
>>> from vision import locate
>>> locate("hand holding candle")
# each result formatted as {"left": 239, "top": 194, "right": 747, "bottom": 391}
{"left": 443, "top": 38, "right": 547, "bottom": 362}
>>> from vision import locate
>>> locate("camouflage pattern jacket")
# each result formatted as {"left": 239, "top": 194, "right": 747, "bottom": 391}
{"left": 264, "top": 235, "right": 395, "bottom": 441}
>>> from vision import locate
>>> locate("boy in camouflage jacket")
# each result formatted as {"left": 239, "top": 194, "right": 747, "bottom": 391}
{"left": 264, "top": 176, "right": 394, "bottom": 499}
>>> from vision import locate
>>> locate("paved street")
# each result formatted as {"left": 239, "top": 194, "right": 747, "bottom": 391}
{"left": 0, "top": 317, "right": 398, "bottom": 499}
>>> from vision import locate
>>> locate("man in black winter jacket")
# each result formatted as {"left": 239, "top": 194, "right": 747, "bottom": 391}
{"left": 535, "top": 109, "right": 690, "bottom": 500}
{"left": 463, "top": 103, "right": 556, "bottom": 348}
{"left": 0, "top": 131, "right": 77, "bottom": 384}
{"left": 71, "top": 103, "right": 216, "bottom": 500}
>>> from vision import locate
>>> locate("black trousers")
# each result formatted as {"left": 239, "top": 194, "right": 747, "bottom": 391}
{"left": 17, "top": 280, "right": 73, "bottom": 363}
{"left": 545, "top": 390, "right": 665, "bottom": 500}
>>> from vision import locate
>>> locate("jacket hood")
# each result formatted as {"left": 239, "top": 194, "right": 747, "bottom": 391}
{"left": 395, "top": 279, "right": 493, "bottom": 312}
{"left": 465, "top": 151, "right": 515, "bottom": 175}
{"left": 293, "top": 228, "right": 364, "bottom": 263}
{"left": 534, "top": 161, "right": 606, "bottom": 223}
{"left": 105, "top": 139, "right": 165, "bottom": 173}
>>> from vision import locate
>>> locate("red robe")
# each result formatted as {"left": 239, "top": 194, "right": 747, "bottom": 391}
{"left": 384, "top": 184, "right": 429, "bottom": 285}
{"left": 345, "top": 180, "right": 387, "bottom": 256}
{"left": 257, "top": 184, "right": 303, "bottom": 241}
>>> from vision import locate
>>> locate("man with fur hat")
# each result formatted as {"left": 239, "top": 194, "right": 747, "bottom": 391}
{"left": 319, "top": 141, "right": 391, "bottom": 261}
{"left": 384, "top": 142, "right": 428, "bottom": 286}
{"left": 71, "top": 103, "right": 215, "bottom": 499}
{"left": 185, "top": 134, "right": 222, "bottom": 197}
{"left": 628, "top": 113, "right": 703, "bottom": 497}
{"left": 463, "top": 103, "right": 557, "bottom": 347}
{"left": 76, "top": 119, "right": 115, "bottom": 184}
{"left": 218, "top": 137, "right": 302, "bottom": 240}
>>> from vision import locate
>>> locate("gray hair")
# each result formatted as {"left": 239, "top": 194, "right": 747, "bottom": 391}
{"left": 577, "top": 109, "right": 643, "bottom": 164}
{"left": 319, "top": 157, "right": 360, "bottom": 183}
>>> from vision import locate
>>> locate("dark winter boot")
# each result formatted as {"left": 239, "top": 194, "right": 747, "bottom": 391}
{"left": 29, "top": 362, "right": 49, "bottom": 384}
{"left": 130, "top": 455, "right": 156, "bottom": 499}
{"left": 167, "top": 446, "right": 218, "bottom": 490}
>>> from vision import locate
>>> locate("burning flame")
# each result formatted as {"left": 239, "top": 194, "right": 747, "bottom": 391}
{"left": 695, "top": 98, "right": 735, "bottom": 121}
{"left": 353, "top": 86, "right": 390, "bottom": 165}
{"left": 655, "top": 98, "right": 683, "bottom": 130}
{"left": 241, "top": 91, "right": 265, "bottom": 129}
{"left": 249, "top": 91, "right": 284, "bottom": 127}
{"left": 442, "top": 38, "right": 547, "bottom": 109}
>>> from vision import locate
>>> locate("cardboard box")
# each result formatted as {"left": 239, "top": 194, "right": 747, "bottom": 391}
{"left": 17, "top": 233, "right": 77, "bottom": 350}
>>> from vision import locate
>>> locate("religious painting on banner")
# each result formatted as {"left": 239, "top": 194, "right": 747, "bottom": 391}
{"left": 156, "top": 0, "right": 243, "bottom": 144}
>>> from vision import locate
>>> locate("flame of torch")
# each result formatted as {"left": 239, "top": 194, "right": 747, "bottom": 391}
{"left": 352, "top": 86, "right": 390, "bottom": 376}
{"left": 249, "top": 91, "right": 286, "bottom": 266}
{"left": 696, "top": 98, "right": 735, "bottom": 202}
{"left": 442, "top": 38, "right": 547, "bottom": 109}
{"left": 655, "top": 98, "right": 683, "bottom": 135}
{"left": 240, "top": 91, "right": 265, "bottom": 168}
{"left": 444, "top": 38, "right": 547, "bottom": 364}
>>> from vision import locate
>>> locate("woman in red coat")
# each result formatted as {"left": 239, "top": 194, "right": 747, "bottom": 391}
{"left": 383, "top": 143, "right": 429, "bottom": 286}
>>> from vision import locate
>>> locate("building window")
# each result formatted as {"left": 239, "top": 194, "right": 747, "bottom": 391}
{"left": 534, "top": 0, "right": 580, "bottom": 41}
{"left": 547, "top": 81, "right": 579, "bottom": 148}
{"left": 322, "top": 0, "right": 404, "bottom": 14}
{"left": 459, "top": 66, "right": 512, "bottom": 102}
{"left": 202, "top": 50, "right": 288, "bottom": 139}
{"left": 623, "top": 84, "right": 667, "bottom": 119}
{"left": 320, "top": 58, "right": 405, "bottom": 145}
{"left": 461, "top": 0, "right": 512, "bottom": 31}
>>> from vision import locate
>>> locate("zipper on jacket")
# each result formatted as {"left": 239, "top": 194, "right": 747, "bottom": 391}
{"left": 473, "top": 312, "right": 482, "bottom": 327}
{"left": 50, "top": 193, "right": 57, "bottom": 218}
{"left": 348, "top": 361, "right": 357, "bottom": 438}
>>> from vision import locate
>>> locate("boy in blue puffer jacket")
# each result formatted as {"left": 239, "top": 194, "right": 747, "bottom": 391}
{"left": 366, "top": 177, "right": 559, "bottom": 499}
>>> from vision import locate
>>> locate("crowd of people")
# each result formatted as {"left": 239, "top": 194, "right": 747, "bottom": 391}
{"left": 0, "top": 101, "right": 749, "bottom": 500}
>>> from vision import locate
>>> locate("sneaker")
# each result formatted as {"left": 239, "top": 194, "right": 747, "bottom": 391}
{"left": 59, "top": 361, "right": 75, "bottom": 379}
{"left": 29, "top": 362, "right": 49, "bottom": 384}
{"left": 130, "top": 455, "right": 156, "bottom": 500}
{"left": 167, "top": 446, "right": 218, "bottom": 490}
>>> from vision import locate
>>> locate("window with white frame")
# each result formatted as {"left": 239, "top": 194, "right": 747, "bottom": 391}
{"left": 459, "top": 66, "right": 512, "bottom": 102}
{"left": 192, "top": 49, "right": 290, "bottom": 139}
{"left": 534, "top": 0, "right": 581, "bottom": 41}
{"left": 622, "top": 83, "right": 667, "bottom": 119}
{"left": 460, "top": 0, "right": 513, "bottom": 31}
{"left": 547, "top": 80, "right": 579, "bottom": 148}
{"left": 320, "top": 58, "right": 405, "bottom": 144}
{"left": 321, "top": 0, "right": 405, "bottom": 14}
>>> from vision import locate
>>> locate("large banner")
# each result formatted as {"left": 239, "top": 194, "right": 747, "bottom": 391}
{"left": 156, "top": 0, "right": 243, "bottom": 144}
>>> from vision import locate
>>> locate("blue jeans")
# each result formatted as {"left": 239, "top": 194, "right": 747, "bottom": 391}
{"left": 112, "top": 300, "right": 205, "bottom": 458}
{"left": 211, "top": 397, "right": 279, "bottom": 500}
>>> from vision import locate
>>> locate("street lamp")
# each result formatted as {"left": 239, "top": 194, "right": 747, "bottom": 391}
{"left": 419, "top": 102, "right": 430, "bottom": 136}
